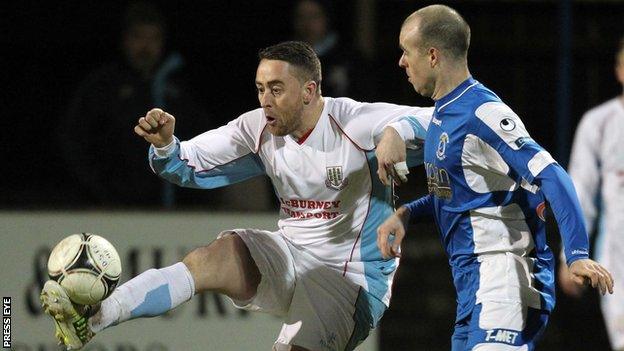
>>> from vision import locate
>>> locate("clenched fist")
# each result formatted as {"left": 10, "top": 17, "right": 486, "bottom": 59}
{"left": 134, "top": 108, "right": 176, "bottom": 148}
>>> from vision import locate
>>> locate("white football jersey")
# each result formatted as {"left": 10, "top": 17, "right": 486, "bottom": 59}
{"left": 569, "top": 97, "right": 624, "bottom": 349}
{"left": 149, "top": 97, "right": 432, "bottom": 305}
{"left": 569, "top": 98, "right": 624, "bottom": 270}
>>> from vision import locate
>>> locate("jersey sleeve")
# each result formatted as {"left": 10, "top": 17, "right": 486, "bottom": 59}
{"left": 472, "top": 101, "right": 589, "bottom": 265}
{"left": 148, "top": 112, "right": 266, "bottom": 189}
{"left": 536, "top": 164, "right": 590, "bottom": 265}
{"left": 332, "top": 98, "right": 432, "bottom": 150}
{"left": 405, "top": 194, "right": 434, "bottom": 221}
{"left": 472, "top": 102, "right": 556, "bottom": 184}
{"left": 567, "top": 113, "right": 601, "bottom": 234}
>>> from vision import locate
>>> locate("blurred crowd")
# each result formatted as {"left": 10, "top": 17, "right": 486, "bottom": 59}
{"left": 56, "top": 0, "right": 375, "bottom": 210}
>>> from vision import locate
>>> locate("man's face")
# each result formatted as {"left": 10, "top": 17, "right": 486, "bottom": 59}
{"left": 123, "top": 23, "right": 164, "bottom": 76}
{"left": 398, "top": 21, "right": 436, "bottom": 98}
{"left": 256, "top": 59, "right": 307, "bottom": 136}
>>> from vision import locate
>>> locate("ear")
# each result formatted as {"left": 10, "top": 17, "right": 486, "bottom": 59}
{"left": 429, "top": 47, "right": 438, "bottom": 68}
{"left": 303, "top": 80, "right": 317, "bottom": 105}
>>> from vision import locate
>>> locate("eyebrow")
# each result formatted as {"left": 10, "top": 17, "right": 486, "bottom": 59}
{"left": 256, "top": 79, "right": 285, "bottom": 87}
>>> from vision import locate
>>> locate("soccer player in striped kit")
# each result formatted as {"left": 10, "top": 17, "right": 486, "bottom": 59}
{"left": 376, "top": 5, "right": 614, "bottom": 350}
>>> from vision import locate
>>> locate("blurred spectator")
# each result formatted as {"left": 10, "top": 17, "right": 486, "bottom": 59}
{"left": 58, "top": 1, "right": 208, "bottom": 207}
{"left": 292, "top": 0, "right": 372, "bottom": 100}
{"left": 559, "top": 37, "right": 624, "bottom": 351}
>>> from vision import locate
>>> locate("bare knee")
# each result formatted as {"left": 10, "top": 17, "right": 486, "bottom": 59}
{"left": 182, "top": 233, "right": 260, "bottom": 300}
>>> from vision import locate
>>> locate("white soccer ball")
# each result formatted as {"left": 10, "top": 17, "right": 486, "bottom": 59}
{"left": 47, "top": 233, "right": 122, "bottom": 305}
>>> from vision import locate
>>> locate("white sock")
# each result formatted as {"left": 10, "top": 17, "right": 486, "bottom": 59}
{"left": 89, "top": 262, "right": 195, "bottom": 333}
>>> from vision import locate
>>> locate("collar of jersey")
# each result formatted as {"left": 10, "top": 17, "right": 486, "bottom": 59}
{"left": 284, "top": 97, "right": 332, "bottom": 147}
{"left": 434, "top": 76, "right": 478, "bottom": 113}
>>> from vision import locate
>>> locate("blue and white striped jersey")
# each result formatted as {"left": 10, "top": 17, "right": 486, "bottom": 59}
{"left": 406, "top": 77, "right": 590, "bottom": 321}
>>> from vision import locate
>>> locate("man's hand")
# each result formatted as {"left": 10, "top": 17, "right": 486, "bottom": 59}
{"left": 377, "top": 206, "right": 411, "bottom": 259}
{"left": 134, "top": 108, "right": 176, "bottom": 147}
{"left": 376, "top": 127, "right": 408, "bottom": 186}
{"left": 567, "top": 258, "right": 614, "bottom": 295}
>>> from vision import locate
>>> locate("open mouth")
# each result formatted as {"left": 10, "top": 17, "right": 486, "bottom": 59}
{"left": 266, "top": 116, "right": 277, "bottom": 125}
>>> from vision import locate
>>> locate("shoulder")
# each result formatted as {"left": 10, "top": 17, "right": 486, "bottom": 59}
{"left": 329, "top": 96, "right": 430, "bottom": 121}
{"left": 236, "top": 108, "right": 265, "bottom": 122}
{"left": 472, "top": 100, "right": 522, "bottom": 130}
{"left": 467, "top": 83, "right": 517, "bottom": 129}
{"left": 231, "top": 108, "right": 266, "bottom": 133}
{"left": 229, "top": 108, "right": 268, "bottom": 145}
{"left": 327, "top": 97, "right": 361, "bottom": 119}
{"left": 470, "top": 99, "right": 532, "bottom": 148}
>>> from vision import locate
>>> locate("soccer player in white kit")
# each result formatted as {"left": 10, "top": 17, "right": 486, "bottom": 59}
{"left": 559, "top": 38, "right": 624, "bottom": 351}
{"left": 40, "top": 41, "right": 432, "bottom": 350}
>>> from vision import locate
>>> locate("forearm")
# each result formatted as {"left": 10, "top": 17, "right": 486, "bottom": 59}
{"left": 537, "top": 164, "right": 590, "bottom": 266}
{"left": 404, "top": 194, "right": 434, "bottom": 221}
{"left": 149, "top": 138, "right": 265, "bottom": 189}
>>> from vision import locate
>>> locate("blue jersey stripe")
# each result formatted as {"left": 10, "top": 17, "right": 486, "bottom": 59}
{"left": 358, "top": 151, "right": 397, "bottom": 300}
{"left": 149, "top": 142, "right": 265, "bottom": 189}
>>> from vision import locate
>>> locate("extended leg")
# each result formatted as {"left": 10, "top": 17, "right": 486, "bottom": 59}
{"left": 92, "top": 233, "right": 260, "bottom": 331}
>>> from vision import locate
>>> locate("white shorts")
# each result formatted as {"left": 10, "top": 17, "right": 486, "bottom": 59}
{"left": 218, "top": 229, "right": 386, "bottom": 351}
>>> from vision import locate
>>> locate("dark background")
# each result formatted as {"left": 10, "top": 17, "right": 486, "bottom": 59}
{"left": 4, "top": 1, "right": 623, "bottom": 350}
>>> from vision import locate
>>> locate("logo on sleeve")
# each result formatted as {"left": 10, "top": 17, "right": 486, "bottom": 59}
{"left": 514, "top": 136, "right": 533, "bottom": 149}
{"left": 325, "top": 166, "right": 348, "bottom": 190}
{"left": 500, "top": 118, "right": 516, "bottom": 131}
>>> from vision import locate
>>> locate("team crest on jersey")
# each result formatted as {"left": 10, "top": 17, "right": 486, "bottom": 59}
{"left": 325, "top": 166, "right": 348, "bottom": 190}
{"left": 436, "top": 132, "right": 449, "bottom": 160}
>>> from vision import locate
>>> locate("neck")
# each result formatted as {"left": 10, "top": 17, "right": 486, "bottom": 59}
{"left": 292, "top": 96, "right": 324, "bottom": 139}
{"left": 431, "top": 62, "right": 471, "bottom": 101}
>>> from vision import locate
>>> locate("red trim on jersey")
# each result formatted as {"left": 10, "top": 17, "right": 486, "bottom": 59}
{"left": 343, "top": 185, "right": 371, "bottom": 276}
{"left": 341, "top": 132, "right": 373, "bottom": 276}
{"left": 255, "top": 123, "right": 269, "bottom": 153}
{"left": 328, "top": 113, "right": 372, "bottom": 152}
{"left": 296, "top": 128, "right": 314, "bottom": 144}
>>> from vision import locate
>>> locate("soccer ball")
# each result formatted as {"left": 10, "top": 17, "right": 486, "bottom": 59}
{"left": 47, "top": 233, "right": 122, "bottom": 305}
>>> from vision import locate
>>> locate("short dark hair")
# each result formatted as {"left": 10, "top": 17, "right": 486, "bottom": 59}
{"left": 405, "top": 5, "right": 471, "bottom": 60}
{"left": 258, "top": 41, "right": 322, "bottom": 90}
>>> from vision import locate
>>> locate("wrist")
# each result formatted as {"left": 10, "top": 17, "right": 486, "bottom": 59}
{"left": 153, "top": 137, "right": 174, "bottom": 149}
{"left": 152, "top": 137, "right": 177, "bottom": 158}
{"left": 396, "top": 206, "right": 412, "bottom": 224}
{"left": 385, "top": 121, "right": 415, "bottom": 142}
